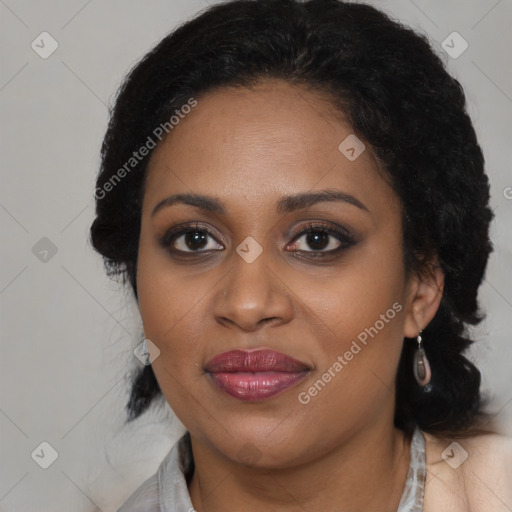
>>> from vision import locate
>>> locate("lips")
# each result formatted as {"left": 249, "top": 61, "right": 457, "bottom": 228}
{"left": 204, "top": 349, "right": 310, "bottom": 401}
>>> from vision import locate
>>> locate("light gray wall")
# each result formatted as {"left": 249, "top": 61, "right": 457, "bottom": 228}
{"left": 1, "top": 1, "right": 511, "bottom": 510}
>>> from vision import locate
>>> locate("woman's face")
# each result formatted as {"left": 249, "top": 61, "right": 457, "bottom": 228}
{"left": 136, "top": 79, "right": 428, "bottom": 467}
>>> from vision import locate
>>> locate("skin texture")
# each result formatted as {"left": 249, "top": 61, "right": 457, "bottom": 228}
{"left": 136, "top": 79, "right": 444, "bottom": 511}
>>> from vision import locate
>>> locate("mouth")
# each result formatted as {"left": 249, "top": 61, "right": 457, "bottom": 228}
{"left": 204, "top": 349, "right": 311, "bottom": 402}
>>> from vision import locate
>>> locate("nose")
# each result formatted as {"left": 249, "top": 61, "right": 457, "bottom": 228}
{"left": 213, "top": 246, "right": 294, "bottom": 332}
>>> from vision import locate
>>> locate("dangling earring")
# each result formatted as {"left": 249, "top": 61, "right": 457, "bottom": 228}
{"left": 413, "top": 331, "right": 431, "bottom": 388}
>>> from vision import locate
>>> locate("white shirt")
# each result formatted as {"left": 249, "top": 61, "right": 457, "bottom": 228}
{"left": 117, "top": 428, "right": 426, "bottom": 512}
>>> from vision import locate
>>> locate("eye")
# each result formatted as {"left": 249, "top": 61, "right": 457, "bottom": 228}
{"left": 287, "top": 223, "right": 355, "bottom": 257}
{"left": 159, "top": 223, "right": 223, "bottom": 254}
{"left": 159, "top": 221, "right": 356, "bottom": 258}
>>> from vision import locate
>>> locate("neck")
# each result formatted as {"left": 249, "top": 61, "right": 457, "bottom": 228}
{"left": 188, "top": 420, "right": 411, "bottom": 512}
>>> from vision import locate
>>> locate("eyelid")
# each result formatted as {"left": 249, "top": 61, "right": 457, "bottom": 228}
{"left": 158, "top": 222, "right": 224, "bottom": 251}
{"left": 287, "top": 222, "right": 356, "bottom": 253}
{"left": 289, "top": 220, "right": 354, "bottom": 241}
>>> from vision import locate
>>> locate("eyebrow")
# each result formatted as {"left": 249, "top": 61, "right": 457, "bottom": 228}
{"left": 151, "top": 188, "right": 369, "bottom": 218}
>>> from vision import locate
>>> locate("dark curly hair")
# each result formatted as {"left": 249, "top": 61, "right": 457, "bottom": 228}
{"left": 90, "top": 0, "right": 495, "bottom": 438}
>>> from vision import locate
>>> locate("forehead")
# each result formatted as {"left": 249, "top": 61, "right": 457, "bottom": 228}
{"left": 143, "top": 80, "right": 394, "bottom": 215}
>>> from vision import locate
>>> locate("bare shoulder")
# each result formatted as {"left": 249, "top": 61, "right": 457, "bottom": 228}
{"left": 422, "top": 429, "right": 512, "bottom": 512}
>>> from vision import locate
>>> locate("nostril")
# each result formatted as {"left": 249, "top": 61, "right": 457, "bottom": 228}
{"left": 257, "top": 317, "right": 280, "bottom": 327}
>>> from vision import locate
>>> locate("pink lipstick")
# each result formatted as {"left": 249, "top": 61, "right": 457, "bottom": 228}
{"left": 204, "top": 349, "right": 310, "bottom": 401}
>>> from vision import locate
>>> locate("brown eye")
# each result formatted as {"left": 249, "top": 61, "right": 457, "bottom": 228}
{"left": 159, "top": 224, "right": 223, "bottom": 254}
{"left": 288, "top": 223, "right": 356, "bottom": 256}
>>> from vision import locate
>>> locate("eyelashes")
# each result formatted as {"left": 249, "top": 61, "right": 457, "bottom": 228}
{"left": 287, "top": 224, "right": 356, "bottom": 257}
{"left": 159, "top": 222, "right": 222, "bottom": 254}
{"left": 158, "top": 221, "right": 357, "bottom": 260}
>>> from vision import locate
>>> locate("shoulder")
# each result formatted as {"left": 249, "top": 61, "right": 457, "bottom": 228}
{"left": 116, "top": 473, "right": 160, "bottom": 512}
{"left": 116, "top": 433, "right": 191, "bottom": 512}
{"left": 422, "top": 429, "right": 512, "bottom": 512}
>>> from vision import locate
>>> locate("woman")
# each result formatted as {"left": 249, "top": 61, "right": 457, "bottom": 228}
{"left": 90, "top": 0, "right": 512, "bottom": 510}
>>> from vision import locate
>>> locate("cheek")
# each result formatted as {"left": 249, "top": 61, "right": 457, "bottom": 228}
{"left": 137, "top": 266, "right": 204, "bottom": 353}
{"left": 294, "top": 277, "right": 406, "bottom": 433}
{"left": 136, "top": 251, "right": 209, "bottom": 424}
{"left": 135, "top": 233, "right": 204, "bottom": 362}
{"left": 295, "top": 239, "right": 407, "bottom": 387}
{"left": 296, "top": 244, "right": 405, "bottom": 336}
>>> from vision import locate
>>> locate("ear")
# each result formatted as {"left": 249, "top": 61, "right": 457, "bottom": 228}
{"left": 403, "top": 259, "right": 445, "bottom": 338}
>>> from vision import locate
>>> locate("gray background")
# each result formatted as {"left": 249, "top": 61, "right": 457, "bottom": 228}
{"left": 1, "top": 0, "right": 511, "bottom": 510}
